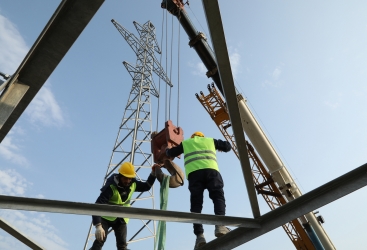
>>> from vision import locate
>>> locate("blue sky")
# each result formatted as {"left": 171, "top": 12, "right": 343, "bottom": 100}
{"left": 0, "top": 0, "right": 367, "bottom": 249}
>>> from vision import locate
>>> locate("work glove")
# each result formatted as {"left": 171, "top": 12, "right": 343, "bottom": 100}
{"left": 95, "top": 223, "right": 105, "bottom": 242}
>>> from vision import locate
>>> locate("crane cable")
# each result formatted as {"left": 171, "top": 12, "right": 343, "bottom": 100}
{"left": 168, "top": 15, "right": 174, "bottom": 121}
{"left": 153, "top": 10, "right": 168, "bottom": 250}
{"left": 176, "top": 11, "right": 181, "bottom": 127}
{"left": 156, "top": 9, "right": 181, "bottom": 129}
{"left": 165, "top": 12, "right": 169, "bottom": 121}
{"left": 155, "top": 8, "right": 165, "bottom": 132}
{"left": 153, "top": 7, "right": 182, "bottom": 250}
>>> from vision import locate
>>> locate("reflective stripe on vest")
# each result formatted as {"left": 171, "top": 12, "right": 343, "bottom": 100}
{"left": 102, "top": 182, "right": 136, "bottom": 224}
{"left": 182, "top": 137, "right": 219, "bottom": 179}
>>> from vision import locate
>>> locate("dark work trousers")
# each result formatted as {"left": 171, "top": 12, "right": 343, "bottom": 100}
{"left": 90, "top": 217, "right": 127, "bottom": 250}
{"left": 188, "top": 168, "right": 226, "bottom": 236}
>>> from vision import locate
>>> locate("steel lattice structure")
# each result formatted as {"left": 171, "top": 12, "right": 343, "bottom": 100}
{"left": 84, "top": 19, "right": 172, "bottom": 250}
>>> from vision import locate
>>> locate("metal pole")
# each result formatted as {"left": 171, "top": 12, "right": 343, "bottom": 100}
{"left": 201, "top": 0, "right": 260, "bottom": 218}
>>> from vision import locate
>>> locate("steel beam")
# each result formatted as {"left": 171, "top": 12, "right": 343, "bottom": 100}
{"left": 201, "top": 0, "right": 260, "bottom": 218}
{"left": 0, "top": 217, "right": 44, "bottom": 250}
{"left": 0, "top": 195, "right": 260, "bottom": 228}
{"left": 0, "top": 77, "right": 29, "bottom": 129}
{"left": 199, "top": 163, "right": 367, "bottom": 249}
{"left": 0, "top": 0, "right": 105, "bottom": 143}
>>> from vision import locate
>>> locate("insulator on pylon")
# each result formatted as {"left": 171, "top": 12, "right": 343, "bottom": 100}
{"left": 195, "top": 93, "right": 199, "bottom": 99}
{"left": 211, "top": 83, "right": 215, "bottom": 88}
{"left": 200, "top": 91, "right": 204, "bottom": 97}
{"left": 207, "top": 84, "right": 211, "bottom": 91}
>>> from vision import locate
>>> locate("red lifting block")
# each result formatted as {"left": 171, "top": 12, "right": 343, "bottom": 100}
{"left": 151, "top": 120, "right": 184, "bottom": 163}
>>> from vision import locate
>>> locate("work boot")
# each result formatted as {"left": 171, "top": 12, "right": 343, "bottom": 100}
{"left": 215, "top": 225, "right": 230, "bottom": 237}
{"left": 194, "top": 234, "right": 206, "bottom": 249}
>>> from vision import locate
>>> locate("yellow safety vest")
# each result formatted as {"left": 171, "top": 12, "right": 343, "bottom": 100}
{"left": 182, "top": 137, "right": 219, "bottom": 179}
{"left": 102, "top": 182, "right": 136, "bottom": 224}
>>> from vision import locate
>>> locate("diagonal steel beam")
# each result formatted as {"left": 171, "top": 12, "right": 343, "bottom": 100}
{"left": 0, "top": 217, "right": 44, "bottom": 250}
{"left": 201, "top": 0, "right": 260, "bottom": 218}
{"left": 199, "top": 163, "right": 367, "bottom": 249}
{"left": 0, "top": 0, "right": 105, "bottom": 143}
{"left": 0, "top": 195, "right": 260, "bottom": 228}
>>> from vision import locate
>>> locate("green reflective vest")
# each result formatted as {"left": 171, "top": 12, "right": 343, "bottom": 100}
{"left": 182, "top": 137, "right": 219, "bottom": 179}
{"left": 102, "top": 182, "right": 136, "bottom": 224}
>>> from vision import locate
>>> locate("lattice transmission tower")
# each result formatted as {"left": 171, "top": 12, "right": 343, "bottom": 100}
{"left": 83, "top": 19, "right": 173, "bottom": 250}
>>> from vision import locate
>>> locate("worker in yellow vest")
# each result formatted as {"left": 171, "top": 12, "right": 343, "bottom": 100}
{"left": 90, "top": 162, "right": 159, "bottom": 250}
{"left": 165, "top": 131, "right": 232, "bottom": 249}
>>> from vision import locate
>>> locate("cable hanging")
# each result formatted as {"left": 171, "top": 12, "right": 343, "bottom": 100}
{"left": 168, "top": 14, "right": 174, "bottom": 121}
{"left": 155, "top": 4, "right": 182, "bottom": 129}
{"left": 156, "top": 8, "right": 166, "bottom": 132}
{"left": 176, "top": 11, "right": 181, "bottom": 127}
{"left": 165, "top": 11, "right": 169, "bottom": 122}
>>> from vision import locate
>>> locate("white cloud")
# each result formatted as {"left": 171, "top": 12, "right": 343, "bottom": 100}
{"left": 35, "top": 194, "right": 45, "bottom": 199}
{"left": 0, "top": 211, "right": 68, "bottom": 250}
{"left": 0, "top": 13, "right": 65, "bottom": 128}
{"left": 229, "top": 49, "right": 241, "bottom": 79}
{"left": 189, "top": 61, "right": 207, "bottom": 76}
{"left": 262, "top": 64, "right": 285, "bottom": 88}
{"left": 272, "top": 67, "right": 282, "bottom": 80}
{"left": 0, "top": 135, "right": 29, "bottom": 167}
{"left": 0, "top": 169, "right": 68, "bottom": 250}
{"left": 25, "top": 84, "right": 65, "bottom": 127}
{"left": 0, "top": 13, "right": 66, "bottom": 165}
{"left": 0, "top": 14, "right": 28, "bottom": 73}
{"left": 0, "top": 14, "right": 68, "bottom": 248}
{"left": 0, "top": 169, "right": 30, "bottom": 195}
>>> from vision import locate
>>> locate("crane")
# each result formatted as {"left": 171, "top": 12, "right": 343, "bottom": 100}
{"left": 196, "top": 83, "right": 315, "bottom": 250}
{"left": 161, "top": 0, "right": 335, "bottom": 249}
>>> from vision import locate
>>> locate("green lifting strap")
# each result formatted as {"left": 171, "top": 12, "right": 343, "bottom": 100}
{"left": 155, "top": 175, "right": 170, "bottom": 250}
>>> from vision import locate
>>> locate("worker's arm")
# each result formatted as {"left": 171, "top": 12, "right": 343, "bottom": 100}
{"left": 92, "top": 187, "right": 113, "bottom": 225}
{"left": 165, "top": 143, "right": 184, "bottom": 157}
{"left": 134, "top": 173, "right": 156, "bottom": 192}
{"left": 214, "top": 139, "right": 231, "bottom": 152}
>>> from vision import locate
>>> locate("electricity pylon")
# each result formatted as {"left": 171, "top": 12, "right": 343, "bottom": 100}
{"left": 83, "top": 19, "right": 172, "bottom": 250}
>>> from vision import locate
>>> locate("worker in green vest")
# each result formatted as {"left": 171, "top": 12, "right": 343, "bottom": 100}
{"left": 165, "top": 131, "right": 232, "bottom": 249}
{"left": 90, "top": 162, "right": 159, "bottom": 250}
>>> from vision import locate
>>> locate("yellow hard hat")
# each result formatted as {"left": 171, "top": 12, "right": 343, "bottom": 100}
{"left": 118, "top": 162, "right": 136, "bottom": 178}
{"left": 191, "top": 131, "right": 205, "bottom": 138}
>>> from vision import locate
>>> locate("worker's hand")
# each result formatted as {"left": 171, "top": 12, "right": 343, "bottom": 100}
{"left": 95, "top": 223, "right": 105, "bottom": 242}
{"left": 151, "top": 164, "right": 161, "bottom": 176}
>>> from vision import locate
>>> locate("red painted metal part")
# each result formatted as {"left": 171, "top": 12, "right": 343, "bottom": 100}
{"left": 151, "top": 120, "right": 184, "bottom": 164}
